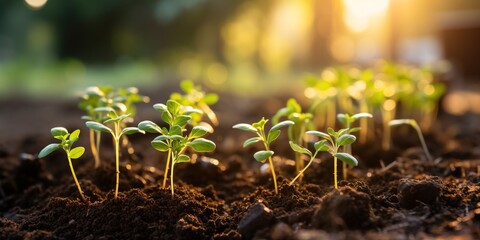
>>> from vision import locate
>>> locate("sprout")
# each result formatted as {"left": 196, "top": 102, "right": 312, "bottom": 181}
{"left": 337, "top": 112, "right": 372, "bottom": 180}
{"left": 389, "top": 119, "right": 433, "bottom": 162}
{"left": 138, "top": 100, "right": 216, "bottom": 198}
{"left": 273, "top": 98, "right": 313, "bottom": 182}
{"left": 291, "top": 128, "right": 358, "bottom": 189}
{"left": 38, "top": 128, "right": 86, "bottom": 201}
{"left": 170, "top": 80, "right": 219, "bottom": 128}
{"left": 233, "top": 118, "right": 294, "bottom": 194}
{"left": 86, "top": 107, "right": 145, "bottom": 199}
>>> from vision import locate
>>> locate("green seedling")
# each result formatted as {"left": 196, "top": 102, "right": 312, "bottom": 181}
{"left": 138, "top": 100, "right": 216, "bottom": 198}
{"left": 293, "top": 128, "right": 358, "bottom": 189}
{"left": 86, "top": 106, "right": 145, "bottom": 199}
{"left": 273, "top": 98, "right": 313, "bottom": 182}
{"left": 337, "top": 112, "right": 372, "bottom": 180}
{"left": 389, "top": 119, "right": 433, "bottom": 162}
{"left": 170, "top": 80, "right": 219, "bottom": 128}
{"left": 79, "top": 86, "right": 112, "bottom": 168}
{"left": 38, "top": 127, "right": 86, "bottom": 201}
{"left": 233, "top": 118, "right": 294, "bottom": 194}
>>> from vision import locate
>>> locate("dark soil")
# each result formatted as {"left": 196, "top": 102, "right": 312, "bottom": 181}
{"left": 1, "top": 91, "right": 480, "bottom": 240}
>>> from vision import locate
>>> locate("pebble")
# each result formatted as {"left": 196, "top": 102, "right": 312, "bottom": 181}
{"left": 237, "top": 202, "right": 276, "bottom": 239}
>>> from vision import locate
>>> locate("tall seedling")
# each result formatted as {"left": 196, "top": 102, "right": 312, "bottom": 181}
{"left": 294, "top": 128, "right": 358, "bottom": 189}
{"left": 233, "top": 118, "right": 294, "bottom": 194}
{"left": 86, "top": 106, "right": 145, "bottom": 199}
{"left": 337, "top": 112, "right": 372, "bottom": 179}
{"left": 273, "top": 98, "right": 312, "bottom": 182}
{"left": 389, "top": 119, "right": 433, "bottom": 162}
{"left": 138, "top": 100, "right": 216, "bottom": 197}
{"left": 38, "top": 128, "right": 86, "bottom": 201}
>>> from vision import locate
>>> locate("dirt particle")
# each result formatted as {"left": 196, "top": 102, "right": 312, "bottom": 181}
{"left": 398, "top": 176, "right": 441, "bottom": 209}
{"left": 237, "top": 202, "right": 276, "bottom": 239}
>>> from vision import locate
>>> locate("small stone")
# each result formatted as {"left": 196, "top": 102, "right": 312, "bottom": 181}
{"left": 398, "top": 176, "right": 441, "bottom": 209}
{"left": 237, "top": 202, "right": 276, "bottom": 239}
{"left": 271, "top": 222, "right": 293, "bottom": 240}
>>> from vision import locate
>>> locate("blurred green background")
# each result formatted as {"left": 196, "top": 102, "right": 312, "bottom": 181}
{"left": 1, "top": 0, "right": 480, "bottom": 99}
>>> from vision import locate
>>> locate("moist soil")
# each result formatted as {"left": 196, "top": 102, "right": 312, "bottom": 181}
{"left": 1, "top": 91, "right": 479, "bottom": 240}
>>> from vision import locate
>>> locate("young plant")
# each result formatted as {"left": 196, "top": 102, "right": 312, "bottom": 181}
{"left": 233, "top": 118, "right": 294, "bottom": 194}
{"left": 138, "top": 100, "right": 216, "bottom": 198}
{"left": 79, "top": 86, "right": 112, "bottom": 168}
{"left": 85, "top": 107, "right": 145, "bottom": 199}
{"left": 170, "top": 80, "right": 219, "bottom": 128}
{"left": 273, "top": 98, "right": 313, "bottom": 182}
{"left": 293, "top": 128, "right": 358, "bottom": 189}
{"left": 337, "top": 112, "right": 372, "bottom": 180}
{"left": 38, "top": 127, "right": 86, "bottom": 201}
{"left": 389, "top": 119, "right": 433, "bottom": 162}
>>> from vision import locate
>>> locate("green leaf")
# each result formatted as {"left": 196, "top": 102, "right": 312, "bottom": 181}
{"left": 389, "top": 119, "right": 414, "bottom": 127}
{"left": 314, "top": 140, "right": 330, "bottom": 152}
{"left": 336, "top": 134, "right": 356, "bottom": 146}
{"left": 349, "top": 127, "right": 361, "bottom": 133}
{"left": 327, "top": 127, "right": 335, "bottom": 136}
{"left": 286, "top": 98, "right": 301, "bottom": 113}
{"left": 306, "top": 131, "right": 330, "bottom": 140}
{"left": 187, "top": 138, "right": 216, "bottom": 152}
{"left": 253, "top": 150, "right": 274, "bottom": 162}
{"left": 173, "top": 115, "right": 191, "bottom": 127}
{"left": 94, "top": 107, "right": 115, "bottom": 113}
{"left": 151, "top": 139, "right": 169, "bottom": 152}
{"left": 337, "top": 113, "right": 348, "bottom": 125}
{"left": 191, "top": 126, "right": 209, "bottom": 138}
{"left": 270, "top": 120, "right": 294, "bottom": 131}
{"left": 180, "top": 80, "right": 194, "bottom": 93}
{"left": 169, "top": 125, "right": 182, "bottom": 136}
{"left": 204, "top": 93, "right": 219, "bottom": 105}
{"left": 289, "top": 141, "right": 312, "bottom": 157}
{"left": 86, "top": 121, "right": 112, "bottom": 134}
{"left": 69, "top": 129, "right": 80, "bottom": 142}
{"left": 272, "top": 107, "right": 291, "bottom": 124}
{"left": 267, "top": 129, "right": 281, "bottom": 144}
{"left": 38, "top": 143, "right": 61, "bottom": 158}
{"left": 51, "top": 127, "right": 68, "bottom": 139}
{"left": 167, "top": 100, "right": 181, "bottom": 115}
{"left": 243, "top": 137, "right": 261, "bottom": 147}
{"left": 161, "top": 111, "right": 173, "bottom": 125}
{"left": 333, "top": 152, "right": 358, "bottom": 167}
{"left": 104, "top": 114, "right": 130, "bottom": 124}
{"left": 122, "top": 127, "right": 145, "bottom": 136}
{"left": 232, "top": 123, "right": 257, "bottom": 133}
{"left": 69, "top": 147, "right": 85, "bottom": 159}
{"left": 252, "top": 118, "right": 268, "bottom": 129}
{"left": 138, "top": 121, "right": 162, "bottom": 133}
{"left": 352, "top": 112, "right": 373, "bottom": 120}
{"left": 183, "top": 107, "right": 203, "bottom": 115}
{"left": 153, "top": 103, "right": 168, "bottom": 113}
{"left": 175, "top": 154, "right": 191, "bottom": 163}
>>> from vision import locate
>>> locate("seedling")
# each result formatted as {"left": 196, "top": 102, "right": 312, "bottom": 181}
{"left": 138, "top": 100, "right": 216, "bottom": 198}
{"left": 389, "top": 119, "right": 433, "bottom": 162}
{"left": 86, "top": 106, "right": 145, "bottom": 199}
{"left": 38, "top": 127, "right": 86, "bottom": 201}
{"left": 273, "top": 98, "right": 313, "bottom": 182}
{"left": 233, "top": 118, "right": 294, "bottom": 194}
{"left": 170, "top": 80, "right": 219, "bottom": 128}
{"left": 292, "top": 128, "right": 358, "bottom": 189}
{"left": 337, "top": 112, "right": 372, "bottom": 180}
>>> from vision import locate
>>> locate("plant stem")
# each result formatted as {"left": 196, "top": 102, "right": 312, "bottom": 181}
{"left": 200, "top": 102, "right": 218, "bottom": 126}
{"left": 334, "top": 156, "right": 338, "bottom": 189}
{"left": 66, "top": 152, "right": 86, "bottom": 201}
{"left": 114, "top": 123, "right": 121, "bottom": 199}
{"left": 163, "top": 146, "right": 172, "bottom": 189}
{"left": 359, "top": 100, "right": 369, "bottom": 144}
{"left": 90, "top": 129, "right": 100, "bottom": 168}
{"left": 170, "top": 155, "right": 175, "bottom": 198}
{"left": 268, "top": 156, "right": 278, "bottom": 194}
{"left": 289, "top": 154, "right": 316, "bottom": 185}
{"left": 411, "top": 122, "right": 433, "bottom": 162}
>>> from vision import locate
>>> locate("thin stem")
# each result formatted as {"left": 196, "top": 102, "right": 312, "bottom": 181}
{"left": 89, "top": 129, "right": 100, "bottom": 168}
{"left": 170, "top": 155, "right": 175, "bottom": 198}
{"left": 412, "top": 122, "right": 433, "bottom": 162}
{"left": 162, "top": 147, "right": 172, "bottom": 189}
{"left": 268, "top": 156, "right": 278, "bottom": 194}
{"left": 96, "top": 131, "right": 101, "bottom": 159}
{"left": 289, "top": 153, "right": 317, "bottom": 185}
{"left": 114, "top": 122, "right": 121, "bottom": 199}
{"left": 359, "top": 100, "right": 369, "bottom": 144}
{"left": 199, "top": 102, "right": 218, "bottom": 126}
{"left": 66, "top": 152, "right": 86, "bottom": 201}
{"left": 334, "top": 156, "right": 338, "bottom": 189}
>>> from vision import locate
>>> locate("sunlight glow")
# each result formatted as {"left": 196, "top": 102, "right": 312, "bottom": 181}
{"left": 25, "top": 0, "right": 48, "bottom": 9}
{"left": 343, "top": 0, "right": 389, "bottom": 33}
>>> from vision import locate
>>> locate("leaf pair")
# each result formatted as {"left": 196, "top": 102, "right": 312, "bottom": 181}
{"left": 39, "top": 127, "right": 85, "bottom": 160}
